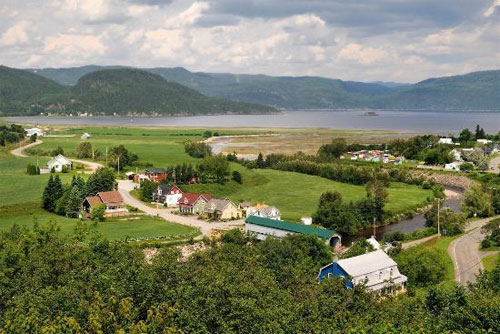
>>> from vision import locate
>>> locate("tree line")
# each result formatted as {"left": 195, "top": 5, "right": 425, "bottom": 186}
{"left": 0, "top": 124, "right": 24, "bottom": 146}
{"left": 0, "top": 224, "right": 498, "bottom": 333}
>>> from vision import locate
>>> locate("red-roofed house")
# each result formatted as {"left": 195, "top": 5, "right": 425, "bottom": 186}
{"left": 178, "top": 193, "right": 212, "bottom": 215}
{"left": 82, "top": 190, "right": 128, "bottom": 217}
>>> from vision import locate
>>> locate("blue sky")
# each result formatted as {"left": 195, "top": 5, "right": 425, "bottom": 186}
{"left": 0, "top": 0, "right": 498, "bottom": 82}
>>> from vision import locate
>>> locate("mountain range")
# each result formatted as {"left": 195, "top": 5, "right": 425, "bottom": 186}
{"left": 0, "top": 65, "right": 498, "bottom": 116}
{"left": 0, "top": 66, "right": 276, "bottom": 116}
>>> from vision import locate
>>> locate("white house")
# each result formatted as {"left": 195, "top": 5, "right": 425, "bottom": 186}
{"left": 451, "top": 149, "right": 462, "bottom": 161}
{"left": 477, "top": 139, "right": 492, "bottom": 145}
{"left": 46, "top": 154, "right": 72, "bottom": 172}
{"left": 81, "top": 132, "right": 91, "bottom": 139}
{"left": 438, "top": 138, "right": 453, "bottom": 145}
{"left": 25, "top": 127, "right": 44, "bottom": 137}
{"left": 444, "top": 162, "right": 461, "bottom": 171}
{"left": 318, "top": 250, "right": 407, "bottom": 294}
{"left": 152, "top": 184, "right": 183, "bottom": 207}
{"left": 246, "top": 204, "right": 281, "bottom": 220}
{"left": 366, "top": 236, "right": 381, "bottom": 250}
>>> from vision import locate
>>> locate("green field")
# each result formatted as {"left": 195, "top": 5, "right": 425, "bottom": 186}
{"left": 185, "top": 167, "right": 432, "bottom": 221}
{"left": 481, "top": 253, "right": 499, "bottom": 271}
{"left": 1, "top": 125, "right": 432, "bottom": 235}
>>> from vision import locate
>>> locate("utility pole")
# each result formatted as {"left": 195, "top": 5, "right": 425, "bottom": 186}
{"left": 105, "top": 147, "right": 108, "bottom": 166}
{"left": 437, "top": 198, "right": 441, "bottom": 239}
{"left": 117, "top": 156, "right": 120, "bottom": 174}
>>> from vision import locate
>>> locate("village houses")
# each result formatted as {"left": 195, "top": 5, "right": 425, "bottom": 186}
{"left": 178, "top": 193, "right": 212, "bottom": 215}
{"left": 204, "top": 198, "right": 240, "bottom": 220}
{"left": 246, "top": 204, "right": 281, "bottom": 220}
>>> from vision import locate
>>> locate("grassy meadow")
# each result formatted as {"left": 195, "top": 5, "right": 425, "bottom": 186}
{"left": 1, "top": 125, "right": 432, "bottom": 235}
{"left": 482, "top": 253, "right": 499, "bottom": 271}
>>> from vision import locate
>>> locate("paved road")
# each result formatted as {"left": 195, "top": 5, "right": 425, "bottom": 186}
{"left": 448, "top": 217, "right": 499, "bottom": 285}
{"left": 117, "top": 180, "right": 244, "bottom": 237}
{"left": 489, "top": 155, "right": 500, "bottom": 174}
{"left": 10, "top": 140, "right": 43, "bottom": 157}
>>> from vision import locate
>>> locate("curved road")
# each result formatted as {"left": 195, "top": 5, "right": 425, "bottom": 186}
{"left": 10, "top": 139, "right": 43, "bottom": 157}
{"left": 489, "top": 155, "right": 500, "bottom": 174}
{"left": 117, "top": 180, "right": 244, "bottom": 237}
{"left": 10, "top": 141, "right": 235, "bottom": 237}
{"left": 448, "top": 217, "right": 499, "bottom": 285}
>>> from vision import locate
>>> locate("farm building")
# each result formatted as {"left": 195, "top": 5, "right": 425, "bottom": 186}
{"left": 245, "top": 216, "right": 341, "bottom": 247}
{"left": 25, "top": 127, "right": 44, "bottom": 137}
{"left": 82, "top": 191, "right": 128, "bottom": 217}
{"left": 318, "top": 250, "right": 407, "bottom": 294}
{"left": 178, "top": 193, "right": 212, "bottom": 215}
{"left": 152, "top": 184, "right": 183, "bottom": 207}
{"left": 46, "top": 154, "right": 72, "bottom": 172}
{"left": 81, "top": 132, "right": 91, "bottom": 139}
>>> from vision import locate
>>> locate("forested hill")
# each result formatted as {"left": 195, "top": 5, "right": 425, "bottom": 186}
{"left": 0, "top": 67, "right": 277, "bottom": 116}
{"left": 27, "top": 66, "right": 500, "bottom": 111}
{"left": 0, "top": 66, "right": 66, "bottom": 114}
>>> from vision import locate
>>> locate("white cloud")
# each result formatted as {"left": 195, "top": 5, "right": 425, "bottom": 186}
{"left": 44, "top": 33, "right": 107, "bottom": 55}
{"left": 484, "top": 0, "right": 500, "bottom": 16}
{"left": 0, "top": 21, "right": 30, "bottom": 46}
{"left": 338, "top": 43, "right": 395, "bottom": 65}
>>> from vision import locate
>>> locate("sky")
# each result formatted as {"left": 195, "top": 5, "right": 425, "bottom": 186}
{"left": 0, "top": 0, "right": 499, "bottom": 82}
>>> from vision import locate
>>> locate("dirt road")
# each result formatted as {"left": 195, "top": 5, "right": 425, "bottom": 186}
{"left": 70, "top": 159, "right": 103, "bottom": 173}
{"left": 489, "top": 155, "right": 500, "bottom": 174}
{"left": 10, "top": 140, "right": 43, "bottom": 157}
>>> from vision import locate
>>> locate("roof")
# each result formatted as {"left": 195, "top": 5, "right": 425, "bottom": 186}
{"left": 97, "top": 191, "right": 123, "bottom": 204}
{"left": 205, "top": 198, "right": 235, "bottom": 213}
{"left": 156, "top": 184, "right": 181, "bottom": 194}
{"left": 179, "top": 193, "right": 203, "bottom": 206}
{"left": 336, "top": 250, "right": 397, "bottom": 277}
{"left": 245, "top": 215, "right": 336, "bottom": 240}
{"left": 145, "top": 168, "right": 167, "bottom": 174}
{"left": 85, "top": 196, "right": 103, "bottom": 207}
{"left": 47, "top": 154, "right": 72, "bottom": 166}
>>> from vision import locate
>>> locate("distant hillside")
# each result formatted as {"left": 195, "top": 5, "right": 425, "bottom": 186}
{"left": 375, "top": 70, "right": 500, "bottom": 111}
{"left": 0, "top": 66, "right": 66, "bottom": 115}
{"left": 1, "top": 67, "right": 276, "bottom": 116}
{"left": 27, "top": 66, "right": 500, "bottom": 111}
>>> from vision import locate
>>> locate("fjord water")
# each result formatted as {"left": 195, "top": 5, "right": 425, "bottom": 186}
{"left": 4, "top": 110, "right": 500, "bottom": 133}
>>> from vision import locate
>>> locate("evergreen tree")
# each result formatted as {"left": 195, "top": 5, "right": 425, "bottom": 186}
{"left": 42, "top": 175, "right": 55, "bottom": 211}
{"left": 53, "top": 175, "right": 64, "bottom": 201}
{"left": 256, "top": 153, "right": 265, "bottom": 168}
{"left": 67, "top": 186, "right": 83, "bottom": 218}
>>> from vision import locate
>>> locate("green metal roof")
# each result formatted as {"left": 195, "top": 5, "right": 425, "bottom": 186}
{"left": 245, "top": 216, "right": 336, "bottom": 240}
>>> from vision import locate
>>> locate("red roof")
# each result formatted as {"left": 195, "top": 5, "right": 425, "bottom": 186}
{"left": 179, "top": 193, "right": 211, "bottom": 206}
{"left": 86, "top": 196, "right": 103, "bottom": 207}
{"left": 97, "top": 191, "right": 124, "bottom": 204}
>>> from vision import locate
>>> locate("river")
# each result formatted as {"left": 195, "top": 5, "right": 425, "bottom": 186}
{"left": 343, "top": 186, "right": 464, "bottom": 245}
{"left": 3, "top": 110, "right": 499, "bottom": 133}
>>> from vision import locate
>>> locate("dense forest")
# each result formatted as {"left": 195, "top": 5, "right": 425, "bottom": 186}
{"left": 26, "top": 65, "right": 500, "bottom": 111}
{"left": 0, "top": 66, "right": 277, "bottom": 116}
{"left": 0, "top": 224, "right": 498, "bottom": 333}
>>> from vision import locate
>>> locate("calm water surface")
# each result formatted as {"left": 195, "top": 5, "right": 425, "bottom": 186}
{"left": 3, "top": 110, "right": 499, "bottom": 133}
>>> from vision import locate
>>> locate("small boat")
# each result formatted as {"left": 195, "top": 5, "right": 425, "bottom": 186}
{"left": 363, "top": 111, "right": 379, "bottom": 116}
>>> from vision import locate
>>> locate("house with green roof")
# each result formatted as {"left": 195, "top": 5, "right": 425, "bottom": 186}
{"left": 245, "top": 216, "right": 341, "bottom": 247}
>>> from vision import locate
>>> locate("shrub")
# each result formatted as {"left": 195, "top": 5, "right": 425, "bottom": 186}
{"left": 232, "top": 170, "right": 242, "bottom": 184}
{"left": 91, "top": 204, "right": 106, "bottom": 222}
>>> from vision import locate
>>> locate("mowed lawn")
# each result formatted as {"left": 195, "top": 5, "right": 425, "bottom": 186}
{"left": 186, "top": 166, "right": 433, "bottom": 221}
{"left": 0, "top": 149, "right": 196, "bottom": 240}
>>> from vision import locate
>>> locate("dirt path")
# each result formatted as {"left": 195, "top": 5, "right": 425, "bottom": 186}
{"left": 10, "top": 140, "right": 43, "bottom": 157}
{"left": 117, "top": 180, "right": 244, "bottom": 237}
{"left": 448, "top": 216, "right": 499, "bottom": 285}
{"left": 70, "top": 158, "right": 103, "bottom": 173}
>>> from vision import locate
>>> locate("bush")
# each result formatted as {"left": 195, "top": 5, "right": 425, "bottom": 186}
{"left": 395, "top": 247, "right": 447, "bottom": 287}
{"left": 232, "top": 170, "right": 242, "bottom": 184}
{"left": 184, "top": 141, "right": 212, "bottom": 158}
{"left": 91, "top": 204, "right": 106, "bottom": 222}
